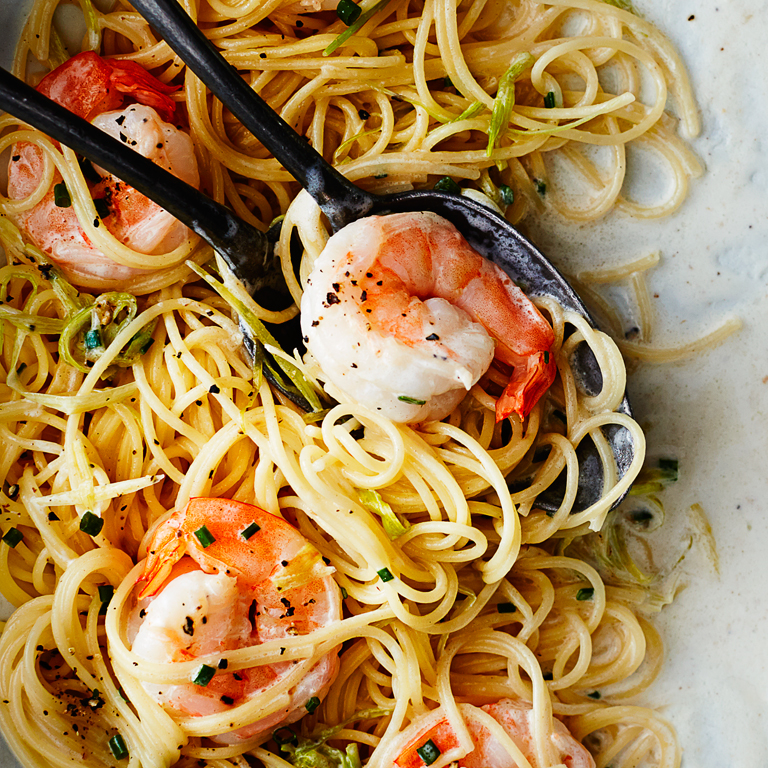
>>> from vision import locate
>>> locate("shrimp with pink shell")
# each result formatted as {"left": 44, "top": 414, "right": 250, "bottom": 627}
{"left": 129, "top": 497, "right": 342, "bottom": 744}
{"left": 381, "top": 699, "right": 595, "bottom": 768}
{"left": 300, "top": 212, "right": 557, "bottom": 425}
{"left": 6, "top": 51, "right": 199, "bottom": 290}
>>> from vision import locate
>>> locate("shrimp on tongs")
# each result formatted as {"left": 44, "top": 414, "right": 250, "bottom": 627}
{"left": 130, "top": 498, "right": 342, "bottom": 744}
{"left": 6, "top": 52, "right": 200, "bottom": 289}
{"left": 301, "top": 212, "right": 557, "bottom": 424}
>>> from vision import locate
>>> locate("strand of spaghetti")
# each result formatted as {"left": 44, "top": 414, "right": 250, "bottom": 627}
{"left": 579, "top": 250, "right": 661, "bottom": 283}
{"left": 569, "top": 705, "right": 681, "bottom": 768}
{"left": 617, "top": 130, "right": 694, "bottom": 219}
{"left": 434, "top": 0, "right": 493, "bottom": 108}
{"left": 631, "top": 270, "right": 655, "bottom": 340}
{"left": 566, "top": 412, "right": 646, "bottom": 531}
{"left": 412, "top": 0, "right": 454, "bottom": 123}
{"left": 533, "top": 0, "right": 699, "bottom": 138}
{"left": 617, "top": 317, "right": 742, "bottom": 362}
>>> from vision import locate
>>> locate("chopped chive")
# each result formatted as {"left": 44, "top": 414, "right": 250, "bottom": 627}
{"left": 534, "top": 179, "right": 547, "bottom": 196}
{"left": 398, "top": 395, "right": 427, "bottom": 405}
{"left": 194, "top": 525, "right": 216, "bottom": 548}
{"left": 94, "top": 198, "right": 110, "bottom": 219}
{"left": 323, "top": 0, "right": 393, "bottom": 56}
{"left": 658, "top": 457, "right": 679, "bottom": 477}
{"left": 544, "top": 91, "right": 556, "bottom": 108}
{"left": 2, "top": 528, "right": 23, "bottom": 548}
{"left": 587, "top": 690, "right": 601, "bottom": 699}
{"left": 340, "top": 586, "right": 348, "bottom": 599}
{"left": 576, "top": 587, "right": 595, "bottom": 601}
{"left": 433, "top": 176, "right": 461, "bottom": 195}
{"left": 53, "top": 182, "right": 71, "bottom": 208}
{"left": 543, "top": 350, "right": 550, "bottom": 364}
{"left": 79, "top": 511, "right": 104, "bottom": 537}
{"left": 192, "top": 664, "right": 216, "bottom": 687}
{"left": 98, "top": 584, "right": 114, "bottom": 615}
{"left": 631, "top": 509, "right": 654, "bottom": 524}
{"left": 84, "top": 329, "right": 102, "bottom": 349}
{"left": 452, "top": 101, "right": 484, "bottom": 122}
{"left": 499, "top": 184, "right": 515, "bottom": 205}
{"left": 305, "top": 696, "right": 321, "bottom": 713}
{"left": 336, "top": 0, "right": 362, "bottom": 24}
{"left": 108, "top": 734, "right": 129, "bottom": 760}
{"left": 497, "top": 602, "right": 517, "bottom": 613}
{"left": 416, "top": 739, "right": 441, "bottom": 765}
{"left": 240, "top": 522, "right": 261, "bottom": 540}
{"left": 273, "top": 726, "right": 298, "bottom": 746}
{"left": 377, "top": 567, "right": 394, "bottom": 582}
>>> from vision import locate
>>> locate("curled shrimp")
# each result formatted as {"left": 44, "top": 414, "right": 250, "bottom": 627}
{"left": 300, "top": 212, "right": 556, "bottom": 424}
{"left": 6, "top": 52, "right": 199, "bottom": 290}
{"left": 130, "top": 497, "right": 342, "bottom": 744}
{"left": 381, "top": 700, "right": 595, "bottom": 768}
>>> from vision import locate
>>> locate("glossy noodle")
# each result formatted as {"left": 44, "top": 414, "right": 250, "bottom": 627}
{"left": 0, "top": 0, "right": 707, "bottom": 766}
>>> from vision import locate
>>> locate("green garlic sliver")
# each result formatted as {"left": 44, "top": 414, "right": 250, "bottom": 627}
{"left": 358, "top": 489, "right": 410, "bottom": 540}
{"left": 36, "top": 474, "right": 164, "bottom": 508}
{"left": 487, "top": 53, "right": 535, "bottom": 156}
{"left": 187, "top": 259, "right": 323, "bottom": 412}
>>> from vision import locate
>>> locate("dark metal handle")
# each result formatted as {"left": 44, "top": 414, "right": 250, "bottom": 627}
{"left": 131, "top": 0, "right": 376, "bottom": 231}
{"left": 0, "top": 65, "right": 270, "bottom": 286}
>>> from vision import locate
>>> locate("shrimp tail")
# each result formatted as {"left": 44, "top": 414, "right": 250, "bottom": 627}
{"left": 35, "top": 52, "right": 178, "bottom": 123}
{"left": 105, "top": 59, "right": 180, "bottom": 122}
{"left": 137, "top": 515, "right": 186, "bottom": 599}
{"left": 495, "top": 349, "right": 557, "bottom": 422}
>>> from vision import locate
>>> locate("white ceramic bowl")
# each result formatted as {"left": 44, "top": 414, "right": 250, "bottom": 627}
{"left": 0, "top": 2, "right": 767, "bottom": 766}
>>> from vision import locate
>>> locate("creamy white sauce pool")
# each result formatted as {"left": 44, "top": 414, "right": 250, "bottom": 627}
{"left": 0, "top": 0, "right": 767, "bottom": 765}
{"left": 525, "top": 2, "right": 768, "bottom": 764}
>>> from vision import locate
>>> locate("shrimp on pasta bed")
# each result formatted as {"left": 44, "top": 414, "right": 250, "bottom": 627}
{"left": 0, "top": 0, "right": 704, "bottom": 767}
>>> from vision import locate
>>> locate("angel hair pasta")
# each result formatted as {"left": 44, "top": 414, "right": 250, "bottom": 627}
{"left": 0, "top": 0, "right": 699, "bottom": 767}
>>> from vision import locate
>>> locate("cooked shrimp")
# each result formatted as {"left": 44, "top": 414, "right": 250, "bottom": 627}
{"left": 382, "top": 700, "right": 595, "bottom": 768}
{"left": 130, "top": 497, "right": 342, "bottom": 744}
{"left": 300, "top": 212, "right": 557, "bottom": 423}
{"left": 6, "top": 52, "right": 199, "bottom": 290}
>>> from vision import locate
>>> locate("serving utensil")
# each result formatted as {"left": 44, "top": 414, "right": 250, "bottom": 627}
{"left": 0, "top": 23, "right": 635, "bottom": 511}
{"left": 0, "top": 64, "right": 311, "bottom": 405}
{"left": 132, "top": 0, "right": 639, "bottom": 512}
{"left": 0, "top": 65, "right": 275, "bottom": 295}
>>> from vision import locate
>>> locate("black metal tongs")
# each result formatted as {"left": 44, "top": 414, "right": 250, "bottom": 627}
{"left": 0, "top": 64, "right": 274, "bottom": 294}
{"left": 129, "top": 0, "right": 638, "bottom": 514}
{"left": 0, "top": 5, "right": 637, "bottom": 512}
{"left": 0, "top": 63, "right": 306, "bottom": 403}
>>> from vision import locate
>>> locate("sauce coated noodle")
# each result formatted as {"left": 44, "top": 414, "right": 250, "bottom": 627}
{"left": 0, "top": 0, "right": 697, "bottom": 767}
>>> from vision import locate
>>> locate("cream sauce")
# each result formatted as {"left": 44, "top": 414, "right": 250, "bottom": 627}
{"left": 525, "top": 2, "right": 768, "bottom": 764}
{"left": 0, "top": 0, "right": 766, "bottom": 765}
